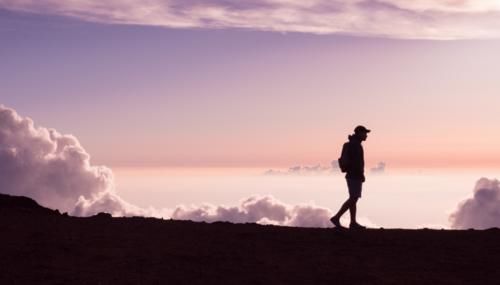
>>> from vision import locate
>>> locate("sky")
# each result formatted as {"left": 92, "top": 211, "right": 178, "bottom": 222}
{"left": 2, "top": 1, "right": 500, "bottom": 169}
{"left": 1, "top": 1, "right": 500, "bottom": 229}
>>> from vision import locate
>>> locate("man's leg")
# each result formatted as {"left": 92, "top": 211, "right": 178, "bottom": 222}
{"left": 335, "top": 197, "right": 356, "bottom": 219}
{"left": 348, "top": 198, "right": 366, "bottom": 229}
{"left": 331, "top": 178, "right": 363, "bottom": 228}
{"left": 346, "top": 179, "right": 365, "bottom": 228}
{"left": 349, "top": 197, "right": 358, "bottom": 224}
{"left": 331, "top": 197, "right": 356, "bottom": 227}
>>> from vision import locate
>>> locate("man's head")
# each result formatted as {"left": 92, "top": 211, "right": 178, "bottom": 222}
{"left": 354, "top": 125, "right": 370, "bottom": 141}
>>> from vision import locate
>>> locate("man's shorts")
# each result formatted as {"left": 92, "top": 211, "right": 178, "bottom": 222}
{"left": 347, "top": 179, "right": 363, "bottom": 198}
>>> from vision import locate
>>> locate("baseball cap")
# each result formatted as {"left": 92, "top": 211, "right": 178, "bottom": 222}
{"left": 354, "top": 125, "right": 371, "bottom": 134}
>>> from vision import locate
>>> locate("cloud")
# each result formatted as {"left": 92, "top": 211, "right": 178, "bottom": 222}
{"left": 370, "top": 162, "right": 386, "bottom": 174}
{"left": 265, "top": 160, "right": 388, "bottom": 176}
{"left": 0, "top": 104, "right": 347, "bottom": 227}
{"left": 264, "top": 163, "right": 336, "bottom": 176}
{"left": 172, "top": 195, "right": 337, "bottom": 227}
{"left": 1, "top": 0, "right": 500, "bottom": 39}
{"left": 449, "top": 178, "right": 500, "bottom": 229}
{"left": 0, "top": 105, "right": 155, "bottom": 217}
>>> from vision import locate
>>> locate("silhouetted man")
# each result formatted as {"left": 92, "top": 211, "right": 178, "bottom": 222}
{"left": 330, "top": 125, "right": 370, "bottom": 229}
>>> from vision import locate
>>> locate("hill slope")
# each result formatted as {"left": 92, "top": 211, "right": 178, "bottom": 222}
{"left": 1, "top": 193, "right": 499, "bottom": 284}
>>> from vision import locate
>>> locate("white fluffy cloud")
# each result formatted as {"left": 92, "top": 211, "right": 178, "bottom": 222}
{"left": 172, "top": 195, "right": 335, "bottom": 227}
{"left": 1, "top": 0, "right": 500, "bottom": 39}
{"left": 0, "top": 105, "right": 151, "bottom": 217}
{"left": 0, "top": 105, "right": 341, "bottom": 227}
{"left": 449, "top": 178, "right": 500, "bottom": 229}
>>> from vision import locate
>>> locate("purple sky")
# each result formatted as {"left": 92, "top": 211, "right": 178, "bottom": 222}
{"left": 1, "top": 7, "right": 500, "bottom": 168}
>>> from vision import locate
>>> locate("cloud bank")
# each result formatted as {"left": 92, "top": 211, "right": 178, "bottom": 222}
{"left": 450, "top": 178, "right": 500, "bottom": 229}
{"left": 0, "top": 105, "right": 151, "bottom": 217}
{"left": 2, "top": 0, "right": 500, "bottom": 39}
{"left": 172, "top": 195, "right": 335, "bottom": 227}
{"left": 0, "top": 104, "right": 339, "bottom": 227}
{"left": 265, "top": 161, "right": 386, "bottom": 176}
{"left": 264, "top": 163, "right": 336, "bottom": 176}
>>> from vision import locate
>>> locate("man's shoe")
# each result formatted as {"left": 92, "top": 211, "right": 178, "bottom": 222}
{"left": 349, "top": 222, "right": 366, "bottom": 230}
{"left": 330, "top": 216, "right": 344, "bottom": 228}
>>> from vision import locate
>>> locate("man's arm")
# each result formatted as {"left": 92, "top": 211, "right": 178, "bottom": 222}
{"left": 348, "top": 144, "right": 365, "bottom": 181}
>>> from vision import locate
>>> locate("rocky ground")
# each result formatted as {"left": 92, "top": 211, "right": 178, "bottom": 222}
{"left": 1, "top": 193, "right": 500, "bottom": 285}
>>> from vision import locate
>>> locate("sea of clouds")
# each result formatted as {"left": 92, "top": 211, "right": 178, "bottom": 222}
{"left": 1, "top": 105, "right": 498, "bottom": 229}
{"left": 0, "top": 105, "right": 336, "bottom": 227}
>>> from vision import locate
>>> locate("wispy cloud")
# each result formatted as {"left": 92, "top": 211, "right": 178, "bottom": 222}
{"left": 264, "top": 163, "right": 336, "bottom": 176}
{"left": 1, "top": 0, "right": 500, "bottom": 39}
{"left": 370, "top": 162, "right": 386, "bottom": 174}
{"left": 264, "top": 161, "right": 386, "bottom": 176}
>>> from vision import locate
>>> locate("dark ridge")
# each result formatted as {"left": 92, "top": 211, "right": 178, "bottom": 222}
{"left": 1, "top": 193, "right": 500, "bottom": 284}
{"left": 0, "top": 193, "right": 59, "bottom": 216}
{"left": 0, "top": 193, "right": 42, "bottom": 209}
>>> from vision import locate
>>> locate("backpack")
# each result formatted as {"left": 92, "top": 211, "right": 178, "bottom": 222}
{"left": 338, "top": 143, "right": 350, "bottom": 173}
